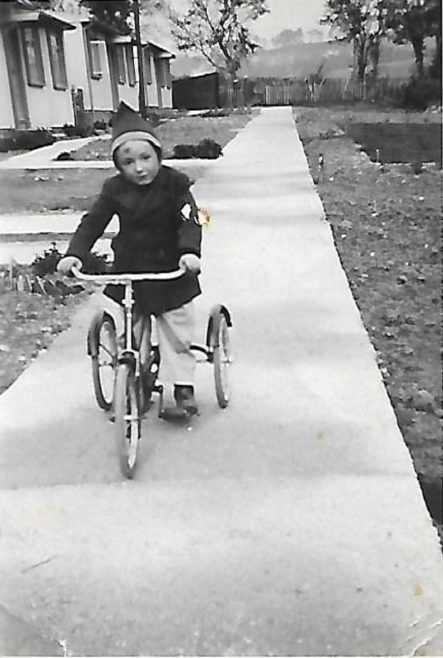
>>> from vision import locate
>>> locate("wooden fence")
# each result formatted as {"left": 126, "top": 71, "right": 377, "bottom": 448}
{"left": 172, "top": 73, "right": 410, "bottom": 109}
{"left": 222, "top": 77, "right": 409, "bottom": 107}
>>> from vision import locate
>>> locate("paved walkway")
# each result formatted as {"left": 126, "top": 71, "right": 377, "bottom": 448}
{"left": 0, "top": 107, "right": 442, "bottom": 656}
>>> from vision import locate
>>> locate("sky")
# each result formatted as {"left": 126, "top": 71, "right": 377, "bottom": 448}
{"left": 253, "top": 0, "right": 328, "bottom": 39}
{"left": 162, "top": 0, "right": 328, "bottom": 43}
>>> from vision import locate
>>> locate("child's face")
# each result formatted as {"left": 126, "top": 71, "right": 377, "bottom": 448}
{"left": 116, "top": 139, "right": 160, "bottom": 185}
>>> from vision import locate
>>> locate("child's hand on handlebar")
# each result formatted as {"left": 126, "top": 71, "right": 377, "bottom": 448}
{"left": 179, "top": 253, "right": 201, "bottom": 274}
{"left": 57, "top": 256, "right": 83, "bottom": 276}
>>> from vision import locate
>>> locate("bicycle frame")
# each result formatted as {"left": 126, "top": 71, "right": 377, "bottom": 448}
{"left": 72, "top": 265, "right": 184, "bottom": 379}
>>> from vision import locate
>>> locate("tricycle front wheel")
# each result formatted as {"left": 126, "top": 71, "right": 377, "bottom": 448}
{"left": 114, "top": 363, "right": 140, "bottom": 479}
{"left": 89, "top": 313, "right": 117, "bottom": 411}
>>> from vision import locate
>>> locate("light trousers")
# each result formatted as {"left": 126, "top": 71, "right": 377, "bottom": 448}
{"left": 132, "top": 302, "right": 196, "bottom": 386}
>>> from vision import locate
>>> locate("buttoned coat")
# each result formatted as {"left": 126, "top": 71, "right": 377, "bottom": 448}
{"left": 66, "top": 165, "right": 202, "bottom": 315}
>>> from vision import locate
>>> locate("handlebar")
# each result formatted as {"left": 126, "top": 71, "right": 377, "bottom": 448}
{"left": 71, "top": 266, "right": 185, "bottom": 284}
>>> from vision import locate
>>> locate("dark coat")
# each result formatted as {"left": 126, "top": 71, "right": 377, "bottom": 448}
{"left": 66, "top": 165, "right": 202, "bottom": 315}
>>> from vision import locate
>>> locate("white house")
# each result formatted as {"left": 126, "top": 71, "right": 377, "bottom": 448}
{"left": 144, "top": 40, "right": 174, "bottom": 109}
{"left": 64, "top": 19, "right": 175, "bottom": 124}
{"left": 0, "top": 0, "right": 76, "bottom": 130}
{"left": 0, "top": 0, "right": 175, "bottom": 131}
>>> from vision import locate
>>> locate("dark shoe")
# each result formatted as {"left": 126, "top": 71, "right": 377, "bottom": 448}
{"left": 174, "top": 385, "right": 198, "bottom": 415}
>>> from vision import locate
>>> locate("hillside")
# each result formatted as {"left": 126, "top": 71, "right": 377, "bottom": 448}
{"left": 171, "top": 39, "right": 436, "bottom": 80}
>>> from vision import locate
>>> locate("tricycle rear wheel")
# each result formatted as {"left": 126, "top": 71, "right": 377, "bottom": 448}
{"left": 208, "top": 307, "right": 232, "bottom": 408}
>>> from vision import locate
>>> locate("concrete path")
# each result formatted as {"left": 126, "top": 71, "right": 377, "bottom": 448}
{"left": 0, "top": 136, "right": 99, "bottom": 169}
{"left": 0, "top": 212, "right": 116, "bottom": 264}
{"left": 1, "top": 107, "right": 442, "bottom": 656}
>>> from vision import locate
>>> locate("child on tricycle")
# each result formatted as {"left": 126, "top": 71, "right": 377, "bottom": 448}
{"left": 58, "top": 102, "right": 202, "bottom": 415}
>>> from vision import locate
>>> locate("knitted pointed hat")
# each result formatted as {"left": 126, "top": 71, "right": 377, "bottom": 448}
{"left": 111, "top": 101, "right": 162, "bottom": 161}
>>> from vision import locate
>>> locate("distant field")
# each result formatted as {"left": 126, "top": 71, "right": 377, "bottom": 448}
{"left": 173, "top": 38, "right": 435, "bottom": 80}
{"left": 241, "top": 40, "right": 433, "bottom": 79}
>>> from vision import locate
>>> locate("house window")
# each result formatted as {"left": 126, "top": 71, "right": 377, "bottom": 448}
{"left": 89, "top": 39, "right": 104, "bottom": 78}
{"left": 144, "top": 50, "right": 152, "bottom": 84}
{"left": 126, "top": 45, "right": 136, "bottom": 86}
{"left": 155, "top": 58, "right": 165, "bottom": 87}
{"left": 21, "top": 25, "right": 45, "bottom": 87}
{"left": 116, "top": 45, "right": 126, "bottom": 84}
{"left": 155, "top": 59, "right": 170, "bottom": 88}
{"left": 46, "top": 29, "right": 68, "bottom": 90}
{"left": 164, "top": 60, "right": 171, "bottom": 89}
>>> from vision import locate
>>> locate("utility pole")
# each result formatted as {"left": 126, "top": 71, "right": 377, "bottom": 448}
{"left": 133, "top": 0, "right": 147, "bottom": 117}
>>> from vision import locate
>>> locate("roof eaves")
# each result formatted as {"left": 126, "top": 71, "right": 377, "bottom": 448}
{"left": 38, "top": 10, "right": 76, "bottom": 31}
{"left": 86, "top": 17, "right": 131, "bottom": 38}
{"left": 145, "top": 39, "right": 175, "bottom": 57}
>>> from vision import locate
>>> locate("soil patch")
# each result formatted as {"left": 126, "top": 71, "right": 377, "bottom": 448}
{"left": 295, "top": 105, "right": 442, "bottom": 543}
{"left": 344, "top": 122, "right": 442, "bottom": 166}
{"left": 0, "top": 271, "right": 89, "bottom": 395}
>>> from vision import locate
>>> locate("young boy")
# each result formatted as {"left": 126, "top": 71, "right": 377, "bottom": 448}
{"left": 57, "top": 102, "right": 202, "bottom": 414}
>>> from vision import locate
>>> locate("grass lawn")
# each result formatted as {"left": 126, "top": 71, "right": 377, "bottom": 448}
{"left": 294, "top": 105, "right": 442, "bottom": 541}
{"left": 0, "top": 168, "right": 111, "bottom": 213}
{"left": 0, "top": 112, "right": 255, "bottom": 213}
{"left": 0, "top": 164, "right": 207, "bottom": 213}
{"left": 73, "top": 111, "right": 256, "bottom": 161}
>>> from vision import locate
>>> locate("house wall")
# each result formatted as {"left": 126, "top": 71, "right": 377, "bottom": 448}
{"left": 115, "top": 46, "right": 138, "bottom": 108}
{"left": 0, "top": 32, "right": 15, "bottom": 128}
{"left": 152, "top": 58, "right": 172, "bottom": 109}
{"left": 146, "top": 61, "right": 158, "bottom": 106}
{"left": 117, "top": 83, "right": 138, "bottom": 108}
{"left": 159, "top": 84, "right": 172, "bottom": 108}
{"left": 89, "top": 40, "right": 113, "bottom": 111}
{"left": 63, "top": 21, "right": 91, "bottom": 109}
{"left": 25, "top": 25, "right": 74, "bottom": 128}
{"left": 143, "top": 49, "right": 158, "bottom": 108}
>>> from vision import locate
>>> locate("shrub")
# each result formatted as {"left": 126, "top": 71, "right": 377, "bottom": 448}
{"left": 93, "top": 119, "right": 108, "bottom": 131}
{"left": 62, "top": 123, "right": 94, "bottom": 138}
{"left": 30, "top": 242, "right": 110, "bottom": 276}
{"left": 173, "top": 144, "right": 197, "bottom": 159}
{"left": 401, "top": 76, "right": 442, "bottom": 111}
{"left": 201, "top": 108, "right": 231, "bottom": 118}
{"left": 55, "top": 151, "right": 74, "bottom": 161}
{"left": 0, "top": 129, "right": 55, "bottom": 153}
{"left": 195, "top": 138, "right": 223, "bottom": 159}
{"left": 31, "top": 243, "right": 63, "bottom": 276}
{"left": 145, "top": 109, "right": 161, "bottom": 127}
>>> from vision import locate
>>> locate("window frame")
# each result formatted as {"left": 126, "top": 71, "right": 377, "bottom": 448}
{"left": 164, "top": 59, "right": 171, "bottom": 89}
{"left": 46, "top": 28, "right": 68, "bottom": 90}
{"left": 155, "top": 58, "right": 165, "bottom": 87}
{"left": 21, "top": 25, "right": 45, "bottom": 88}
{"left": 89, "top": 39, "right": 104, "bottom": 79}
{"left": 116, "top": 44, "right": 126, "bottom": 85}
{"left": 126, "top": 44, "right": 136, "bottom": 86}
{"left": 144, "top": 50, "right": 152, "bottom": 85}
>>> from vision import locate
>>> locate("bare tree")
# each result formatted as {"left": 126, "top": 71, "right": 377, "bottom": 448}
{"left": 170, "top": 0, "right": 268, "bottom": 80}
